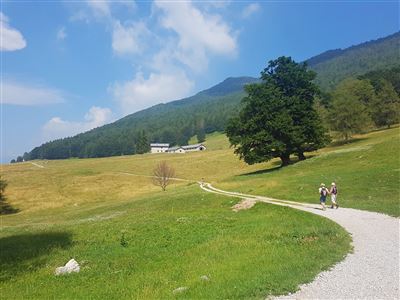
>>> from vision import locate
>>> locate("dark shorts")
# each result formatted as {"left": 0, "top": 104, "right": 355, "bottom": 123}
{"left": 320, "top": 196, "right": 327, "bottom": 203}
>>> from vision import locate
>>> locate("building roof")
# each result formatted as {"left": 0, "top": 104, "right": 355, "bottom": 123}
{"left": 150, "top": 143, "right": 170, "bottom": 147}
{"left": 167, "top": 146, "right": 184, "bottom": 152}
{"left": 182, "top": 143, "right": 205, "bottom": 150}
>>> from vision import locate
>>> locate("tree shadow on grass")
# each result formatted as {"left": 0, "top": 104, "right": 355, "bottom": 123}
{"left": 238, "top": 155, "right": 317, "bottom": 177}
{"left": 0, "top": 201, "right": 20, "bottom": 215}
{"left": 329, "top": 137, "right": 368, "bottom": 148}
{"left": 0, "top": 232, "right": 72, "bottom": 281}
{"left": 239, "top": 165, "right": 283, "bottom": 177}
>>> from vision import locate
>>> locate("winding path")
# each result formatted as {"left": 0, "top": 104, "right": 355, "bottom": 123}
{"left": 200, "top": 183, "right": 400, "bottom": 299}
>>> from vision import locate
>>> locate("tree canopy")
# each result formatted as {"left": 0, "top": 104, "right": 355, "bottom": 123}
{"left": 226, "top": 57, "right": 329, "bottom": 166}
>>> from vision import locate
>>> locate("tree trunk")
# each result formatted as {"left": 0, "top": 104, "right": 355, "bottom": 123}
{"left": 297, "top": 152, "right": 306, "bottom": 161}
{"left": 280, "top": 154, "right": 291, "bottom": 166}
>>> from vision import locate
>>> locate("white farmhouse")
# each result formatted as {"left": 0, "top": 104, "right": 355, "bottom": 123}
{"left": 150, "top": 143, "right": 206, "bottom": 154}
{"left": 150, "top": 143, "right": 170, "bottom": 153}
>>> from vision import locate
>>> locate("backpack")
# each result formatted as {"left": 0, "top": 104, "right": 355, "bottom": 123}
{"left": 320, "top": 187, "right": 327, "bottom": 196}
{"left": 332, "top": 186, "right": 337, "bottom": 195}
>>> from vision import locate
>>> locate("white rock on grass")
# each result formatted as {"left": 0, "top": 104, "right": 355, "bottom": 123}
{"left": 200, "top": 275, "right": 210, "bottom": 281}
{"left": 173, "top": 287, "right": 188, "bottom": 294}
{"left": 55, "top": 259, "right": 80, "bottom": 276}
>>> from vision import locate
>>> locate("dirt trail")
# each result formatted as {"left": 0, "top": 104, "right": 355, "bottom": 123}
{"left": 200, "top": 182, "right": 400, "bottom": 300}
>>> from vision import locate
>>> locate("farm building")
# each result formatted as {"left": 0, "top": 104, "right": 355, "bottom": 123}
{"left": 182, "top": 143, "right": 206, "bottom": 152}
{"left": 150, "top": 143, "right": 206, "bottom": 154}
{"left": 166, "top": 146, "right": 186, "bottom": 153}
{"left": 150, "top": 143, "right": 170, "bottom": 153}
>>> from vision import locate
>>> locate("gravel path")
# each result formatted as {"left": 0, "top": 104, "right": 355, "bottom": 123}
{"left": 200, "top": 183, "right": 400, "bottom": 299}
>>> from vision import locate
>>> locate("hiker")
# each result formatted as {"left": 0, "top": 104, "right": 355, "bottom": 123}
{"left": 318, "top": 183, "right": 328, "bottom": 210}
{"left": 330, "top": 182, "right": 339, "bottom": 209}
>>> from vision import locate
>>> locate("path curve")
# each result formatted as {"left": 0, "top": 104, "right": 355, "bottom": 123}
{"left": 200, "top": 183, "right": 400, "bottom": 300}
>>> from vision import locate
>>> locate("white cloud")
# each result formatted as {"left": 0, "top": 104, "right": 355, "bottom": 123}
{"left": 0, "top": 12, "right": 26, "bottom": 51}
{"left": 207, "top": 1, "right": 232, "bottom": 9}
{"left": 69, "top": 1, "right": 239, "bottom": 115}
{"left": 155, "top": 0, "right": 237, "bottom": 70}
{"left": 87, "top": 0, "right": 111, "bottom": 18}
{"left": 110, "top": 71, "right": 194, "bottom": 115}
{"left": 112, "top": 20, "right": 149, "bottom": 55}
{"left": 69, "top": 10, "right": 90, "bottom": 23}
{"left": 242, "top": 3, "right": 261, "bottom": 19}
{"left": 42, "top": 106, "right": 113, "bottom": 141}
{"left": 83, "top": 0, "right": 136, "bottom": 20}
{"left": 57, "top": 26, "right": 67, "bottom": 40}
{"left": 2, "top": 80, "right": 64, "bottom": 105}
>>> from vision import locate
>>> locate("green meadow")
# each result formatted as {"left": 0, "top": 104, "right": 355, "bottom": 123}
{"left": 218, "top": 127, "right": 400, "bottom": 217}
{"left": 1, "top": 127, "right": 398, "bottom": 298}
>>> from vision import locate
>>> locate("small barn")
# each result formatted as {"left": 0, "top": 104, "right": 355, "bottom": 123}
{"left": 150, "top": 143, "right": 170, "bottom": 153}
{"left": 182, "top": 143, "right": 206, "bottom": 152}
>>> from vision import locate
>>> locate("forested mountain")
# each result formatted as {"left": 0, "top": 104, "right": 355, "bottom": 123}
{"left": 27, "top": 77, "right": 258, "bottom": 160}
{"left": 21, "top": 32, "right": 400, "bottom": 161}
{"left": 307, "top": 31, "right": 400, "bottom": 91}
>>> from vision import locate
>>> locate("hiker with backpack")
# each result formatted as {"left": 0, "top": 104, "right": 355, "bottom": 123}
{"left": 330, "top": 182, "right": 339, "bottom": 209}
{"left": 318, "top": 183, "right": 328, "bottom": 210}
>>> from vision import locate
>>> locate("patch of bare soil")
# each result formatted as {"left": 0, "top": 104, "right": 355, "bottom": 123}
{"left": 231, "top": 198, "right": 257, "bottom": 212}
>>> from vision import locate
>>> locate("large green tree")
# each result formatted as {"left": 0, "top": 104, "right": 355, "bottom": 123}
{"left": 226, "top": 57, "right": 329, "bottom": 166}
{"left": 329, "top": 80, "right": 372, "bottom": 140}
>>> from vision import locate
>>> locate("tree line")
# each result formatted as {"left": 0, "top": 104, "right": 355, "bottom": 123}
{"left": 12, "top": 92, "right": 243, "bottom": 162}
{"left": 320, "top": 66, "right": 400, "bottom": 140}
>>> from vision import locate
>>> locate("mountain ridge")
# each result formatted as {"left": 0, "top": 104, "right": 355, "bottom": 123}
{"left": 307, "top": 31, "right": 399, "bottom": 90}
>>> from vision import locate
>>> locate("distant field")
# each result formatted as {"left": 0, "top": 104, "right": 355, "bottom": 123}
{"left": 1, "top": 127, "right": 397, "bottom": 298}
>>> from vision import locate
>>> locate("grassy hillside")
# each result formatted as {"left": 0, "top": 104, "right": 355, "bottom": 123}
{"left": 1, "top": 127, "right": 397, "bottom": 298}
{"left": 218, "top": 127, "right": 400, "bottom": 217}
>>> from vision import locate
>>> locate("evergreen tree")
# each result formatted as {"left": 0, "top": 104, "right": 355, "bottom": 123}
{"left": 0, "top": 176, "right": 7, "bottom": 203}
{"left": 227, "top": 57, "right": 329, "bottom": 166}
{"left": 22, "top": 152, "right": 30, "bottom": 161}
{"left": 196, "top": 128, "right": 206, "bottom": 143}
{"left": 136, "top": 130, "right": 150, "bottom": 154}
{"left": 0, "top": 176, "right": 18, "bottom": 214}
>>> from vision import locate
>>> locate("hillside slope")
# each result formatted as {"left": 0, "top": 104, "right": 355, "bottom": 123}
{"left": 307, "top": 31, "right": 400, "bottom": 90}
{"left": 28, "top": 77, "right": 258, "bottom": 160}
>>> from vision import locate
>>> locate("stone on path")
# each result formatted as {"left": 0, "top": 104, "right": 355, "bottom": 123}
{"left": 55, "top": 259, "right": 80, "bottom": 276}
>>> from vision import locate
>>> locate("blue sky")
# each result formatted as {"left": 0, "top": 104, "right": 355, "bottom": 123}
{"left": 1, "top": 0, "right": 399, "bottom": 163}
